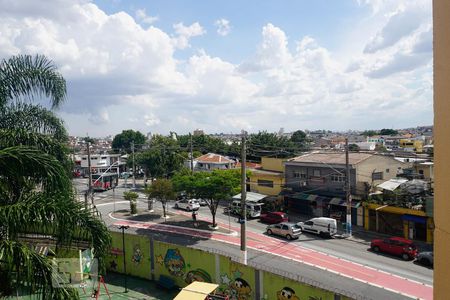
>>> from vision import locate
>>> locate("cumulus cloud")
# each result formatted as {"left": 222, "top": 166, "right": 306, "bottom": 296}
{"left": 172, "top": 22, "right": 206, "bottom": 49}
{"left": 135, "top": 8, "right": 158, "bottom": 24}
{"left": 214, "top": 18, "right": 231, "bottom": 36}
{"left": 0, "top": 0, "right": 432, "bottom": 135}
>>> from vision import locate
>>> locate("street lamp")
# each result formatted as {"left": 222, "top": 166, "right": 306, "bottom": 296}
{"left": 118, "top": 225, "right": 129, "bottom": 293}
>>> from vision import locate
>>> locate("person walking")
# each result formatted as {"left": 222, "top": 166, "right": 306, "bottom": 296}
{"left": 192, "top": 210, "right": 198, "bottom": 228}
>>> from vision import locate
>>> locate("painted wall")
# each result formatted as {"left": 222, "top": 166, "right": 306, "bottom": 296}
{"left": 434, "top": 0, "right": 450, "bottom": 298}
{"left": 262, "top": 157, "right": 286, "bottom": 172}
{"left": 261, "top": 271, "right": 334, "bottom": 300}
{"left": 249, "top": 172, "right": 284, "bottom": 196}
{"left": 106, "top": 232, "right": 347, "bottom": 299}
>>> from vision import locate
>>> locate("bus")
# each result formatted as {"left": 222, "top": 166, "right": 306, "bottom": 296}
{"left": 92, "top": 173, "right": 119, "bottom": 191}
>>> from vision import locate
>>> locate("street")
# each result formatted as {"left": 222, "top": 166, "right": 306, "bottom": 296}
{"left": 74, "top": 178, "right": 433, "bottom": 293}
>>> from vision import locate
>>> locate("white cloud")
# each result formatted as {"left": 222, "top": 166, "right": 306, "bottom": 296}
{"left": 172, "top": 22, "right": 206, "bottom": 49}
{"left": 135, "top": 8, "right": 158, "bottom": 25}
{"left": 0, "top": 1, "right": 432, "bottom": 136}
{"left": 214, "top": 18, "right": 231, "bottom": 36}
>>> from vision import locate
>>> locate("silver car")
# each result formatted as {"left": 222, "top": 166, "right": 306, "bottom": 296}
{"left": 266, "top": 222, "right": 302, "bottom": 240}
{"left": 416, "top": 251, "right": 433, "bottom": 267}
{"left": 174, "top": 199, "right": 200, "bottom": 211}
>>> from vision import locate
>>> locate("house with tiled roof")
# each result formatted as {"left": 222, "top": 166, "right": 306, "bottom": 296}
{"left": 194, "top": 153, "right": 235, "bottom": 171}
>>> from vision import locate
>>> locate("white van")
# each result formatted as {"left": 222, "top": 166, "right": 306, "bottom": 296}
{"left": 228, "top": 200, "right": 263, "bottom": 218}
{"left": 297, "top": 217, "right": 337, "bottom": 237}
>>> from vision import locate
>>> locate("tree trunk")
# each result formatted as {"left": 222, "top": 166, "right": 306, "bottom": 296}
{"left": 162, "top": 202, "right": 167, "bottom": 218}
{"left": 148, "top": 198, "right": 154, "bottom": 211}
{"left": 212, "top": 211, "right": 216, "bottom": 228}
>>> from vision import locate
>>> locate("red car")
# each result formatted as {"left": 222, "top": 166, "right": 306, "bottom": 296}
{"left": 259, "top": 212, "right": 288, "bottom": 224}
{"left": 370, "top": 237, "right": 418, "bottom": 260}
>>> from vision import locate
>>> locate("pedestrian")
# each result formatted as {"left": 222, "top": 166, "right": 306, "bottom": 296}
{"left": 192, "top": 210, "right": 198, "bottom": 227}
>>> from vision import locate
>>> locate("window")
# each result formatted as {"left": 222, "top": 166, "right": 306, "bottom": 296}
{"left": 257, "top": 179, "right": 274, "bottom": 188}
{"left": 82, "top": 157, "right": 87, "bottom": 160}
{"left": 386, "top": 168, "right": 390, "bottom": 173}
{"left": 293, "top": 169, "right": 307, "bottom": 179}
{"left": 372, "top": 172, "right": 383, "bottom": 180}
{"left": 419, "top": 170, "right": 424, "bottom": 175}
{"left": 331, "top": 174, "right": 346, "bottom": 182}
{"left": 293, "top": 171, "right": 300, "bottom": 178}
{"left": 313, "top": 169, "right": 321, "bottom": 177}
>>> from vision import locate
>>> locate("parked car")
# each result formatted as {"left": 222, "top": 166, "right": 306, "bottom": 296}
{"left": 174, "top": 199, "right": 200, "bottom": 211}
{"left": 297, "top": 217, "right": 337, "bottom": 237}
{"left": 120, "top": 171, "right": 132, "bottom": 179}
{"left": 260, "top": 212, "right": 288, "bottom": 224}
{"left": 416, "top": 251, "right": 433, "bottom": 267}
{"left": 266, "top": 222, "right": 302, "bottom": 240}
{"left": 197, "top": 198, "right": 208, "bottom": 206}
{"left": 370, "top": 237, "right": 418, "bottom": 260}
{"left": 226, "top": 200, "right": 264, "bottom": 218}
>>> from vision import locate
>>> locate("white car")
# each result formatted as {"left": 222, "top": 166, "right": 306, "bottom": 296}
{"left": 174, "top": 199, "right": 200, "bottom": 211}
{"left": 297, "top": 217, "right": 337, "bottom": 237}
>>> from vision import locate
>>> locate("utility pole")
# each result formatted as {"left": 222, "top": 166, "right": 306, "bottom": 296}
{"left": 86, "top": 140, "right": 92, "bottom": 208}
{"left": 345, "top": 138, "right": 352, "bottom": 237}
{"left": 131, "top": 141, "right": 136, "bottom": 189}
{"left": 240, "top": 131, "right": 247, "bottom": 265}
{"left": 189, "top": 132, "right": 194, "bottom": 173}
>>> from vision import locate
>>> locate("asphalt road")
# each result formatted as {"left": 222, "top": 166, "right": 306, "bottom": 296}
{"left": 73, "top": 178, "right": 433, "bottom": 297}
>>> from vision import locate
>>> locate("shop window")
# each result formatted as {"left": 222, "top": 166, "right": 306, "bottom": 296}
{"left": 372, "top": 172, "right": 383, "bottom": 180}
{"left": 258, "top": 179, "right": 274, "bottom": 188}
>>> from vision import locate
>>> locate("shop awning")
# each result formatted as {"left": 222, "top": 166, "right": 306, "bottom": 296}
{"left": 376, "top": 178, "right": 408, "bottom": 191}
{"left": 233, "top": 191, "right": 267, "bottom": 202}
{"left": 288, "top": 193, "right": 315, "bottom": 201}
{"left": 401, "top": 214, "right": 427, "bottom": 224}
{"left": 329, "top": 197, "right": 361, "bottom": 208}
{"left": 174, "top": 282, "right": 219, "bottom": 300}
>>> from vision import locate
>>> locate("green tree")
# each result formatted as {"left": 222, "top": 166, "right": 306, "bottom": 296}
{"left": 362, "top": 130, "right": 378, "bottom": 137}
{"left": 248, "top": 131, "right": 301, "bottom": 160}
{"left": 136, "top": 134, "right": 184, "bottom": 178}
{"left": 348, "top": 143, "right": 360, "bottom": 151}
{"left": 290, "top": 130, "right": 307, "bottom": 143}
{"left": 112, "top": 129, "right": 146, "bottom": 153}
{"left": 123, "top": 191, "right": 139, "bottom": 214}
{"left": 172, "top": 169, "right": 241, "bottom": 227}
{"left": 0, "top": 54, "right": 110, "bottom": 299}
{"left": 379, "top": 128, "right": 398, "bottom": 136}
{"left": 145, "top": 179, "right": 175, "bottom": 218}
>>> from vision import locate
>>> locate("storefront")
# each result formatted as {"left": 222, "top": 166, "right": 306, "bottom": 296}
{"left": 284, "top": 192, "right": 330, "bottom": 217}
{"left": 364, "top": 203, "right": 433, "bottom": 244}
{"left": 328, "top": 198, "right": 362, "bottom": 226}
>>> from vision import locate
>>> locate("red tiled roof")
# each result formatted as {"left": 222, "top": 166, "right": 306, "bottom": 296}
{"left": 195, "top": 153, "right": 234, "bottom": 164}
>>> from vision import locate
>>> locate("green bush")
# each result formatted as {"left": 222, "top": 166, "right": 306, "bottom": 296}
{"left": 123, "top": 191, "right": 139, "bottom": 214}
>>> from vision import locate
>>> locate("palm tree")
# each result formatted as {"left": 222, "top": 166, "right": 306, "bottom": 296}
{"left": 0, "top": 55, "right": 111, "bottom": 299}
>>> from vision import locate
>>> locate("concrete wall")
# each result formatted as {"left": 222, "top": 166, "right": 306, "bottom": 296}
{"left": 434, "top": 0, "right": 450, "bottom": 297}
{"left": 106, "top": 231, "right": 340, "bottom": 299}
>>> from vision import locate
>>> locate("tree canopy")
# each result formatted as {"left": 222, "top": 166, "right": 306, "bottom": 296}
{"left": 0, "top": 54, "right": 110, "bottom": 299}
{"left": 379, "top": 128, "right": 398, "bottom": 136}
{"left": 172, "top": 169, "right": 241, "bottom": 227}
{"left": 112, "top": 129, "right": 146, "bottom": 153}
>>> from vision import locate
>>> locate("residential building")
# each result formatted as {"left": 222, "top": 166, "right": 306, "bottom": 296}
{"left": 283, "top": 152, "right": 411, "bottom": 222}
{"left": 79, "top": 153, "right": 126, "bottom": 175}
{"left": 194, "top": 153, "right": 235, "bottom": 171}
{"left": 366, "top": 136, "right": 385, "bottom": 145}
{"left": 354, "top": 142, "right": 376, "bottom": 151}
{"left": 399, "top": 139, "right": 424, "bottom": 153}
{"left": 249, "top": 157, "right": 286, "bottom": 196}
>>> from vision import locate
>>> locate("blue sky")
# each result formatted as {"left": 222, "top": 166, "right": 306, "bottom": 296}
{"left": 0, "top": 0, "right": 432, "bottom": 137}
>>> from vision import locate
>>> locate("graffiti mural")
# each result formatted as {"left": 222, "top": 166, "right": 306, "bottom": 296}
{"left": 131, "top": 245, "right": 143, "bottom": 264}
{"left": 277, "top": 287, "right": 300, "bottom": 300}
{"left": 185, "top": 268, "right": 213, "bottom": 284}
{"left": 219, "top": 269, "right": 252, "bottom": 300}
{"left": 164, "top": 248, "right": 186, "bottom": 277}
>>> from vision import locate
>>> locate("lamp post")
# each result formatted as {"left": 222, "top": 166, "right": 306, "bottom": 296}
{"left": 119, "top": 225, "right": 129, "bottom": 293}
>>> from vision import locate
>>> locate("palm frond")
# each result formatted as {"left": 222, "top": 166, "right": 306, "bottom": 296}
{"left": 0, "top": 146, "right": 71, "bottom": 202}
{"left": 0, "top": 240, "right": 79, "bottom": 299}
{"left": 0, "top": 54, "right": 66, "bottom": 109}
{"left": 0, "top": 103, "right": 68, "bottom": 141}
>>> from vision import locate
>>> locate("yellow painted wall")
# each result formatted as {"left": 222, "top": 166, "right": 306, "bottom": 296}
{"left": 217, "top": 256, "right": 255, "bottom": 299}
{"left": 261, "top": 271, "right": 334, "bottom": 300}
{"left": 249, "top": 172, "right": 284, "bottom": 196}
{"left": 399, "top": 139, "right": 424, "bottom": 153}
{"left": 434, "top": 0, "right": 450, "bottom": 297}
{"left": 261, "top": 157, "right": 286, "bottom": 172}
{"left": 153, "top": 241, "right": 216, "bottom": 288}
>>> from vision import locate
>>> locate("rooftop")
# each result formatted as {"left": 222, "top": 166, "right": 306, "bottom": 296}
{"left": 288, "top": 152, "right": 373, "bottom": 165}
{"left": 195, "top": 153, "right": 234, "bottom": 164}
